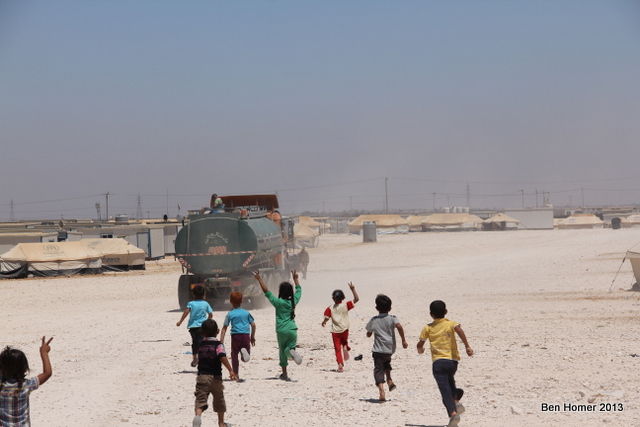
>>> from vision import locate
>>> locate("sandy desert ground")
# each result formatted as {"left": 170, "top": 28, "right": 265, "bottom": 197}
{"left": 2, "top": 228, "right": 640, "bottom": 427}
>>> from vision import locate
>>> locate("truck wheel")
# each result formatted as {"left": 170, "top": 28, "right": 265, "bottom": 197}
{"left": 178, "top": 275, "right": 192, "bottom": 310}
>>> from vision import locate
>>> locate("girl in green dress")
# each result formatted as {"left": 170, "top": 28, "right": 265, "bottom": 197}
{"left": 254, "top": 270, "right": 302, "bottom": 380}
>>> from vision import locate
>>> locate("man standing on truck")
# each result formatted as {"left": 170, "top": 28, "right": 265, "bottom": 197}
{"left": 210, "top": 194, "right": 224, "bottom": 213}
{"left": 299, "top": 247, "right": 309, "bottom": 280}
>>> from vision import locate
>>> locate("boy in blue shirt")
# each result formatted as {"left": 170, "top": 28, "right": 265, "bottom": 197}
{"left": 177, "top": 285, "right": 213, "bottom": 367}
{"left": 219, "top": 291, "right": 256, "bottom": 380}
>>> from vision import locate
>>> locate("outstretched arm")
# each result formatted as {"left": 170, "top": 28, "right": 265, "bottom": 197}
{"left": 396, "top": 323, "right": 409, "bottom": 349}
{"left": 37, "top": 336, "right": 53, "bottom": 386}
{"left": 454, "top": 325, "right": 474, "bottom": 356}
{"left": 348, "top": 282, "right": 359, "bottom": 304}
{"left": 250, "top": 322, "right": 256, "bottom": 346}
{"left": 417, "top": 339, "right": 426, "bottom": 354}
{"left": 254, "top": 271, "right": 269, "bottom": 294}
{"left": 176, "top": 308, "right": 190, "bottom": 327}
{"left": 291, "top": 270, "right": 300, "bottom": 287}
{"left": 219, "top": 325, "right": 228, "bottom": 344}
{"left": 220, "top": 356, "right": 238, "bottom": 381}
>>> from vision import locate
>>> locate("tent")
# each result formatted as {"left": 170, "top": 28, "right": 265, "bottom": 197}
{"left": 556, "top": 214, "right": 604, "bottom": 229}
{"left": 298, "top": 216, "right": 321, "bottom": 228}
{"left": 0, "top": 241, "right": 102, "bottom": 278}
{"left": 406, "top": 215, "right": 429, "bottom": 232}
{"left": 421, "top": 213, "right": 483, "bottom": 231}
{"left": 293, "top": 223, "right": 319, "bottom": 248}
{"left": 348, "top": 215, "right": 409, "bottom": 234}
{"left": 625, "top": 251, "right": 640, "bottom": 287}
{"left": 622, "top": 215, "right": 640, "bottom": 228}
{"left": 0, "top": 238, "right": 147, "bottom": 278}
{"left": 80, "top": 238, "right": 146, "bottom": 271}
{"left": 482, "top": 213, "right": 520, "bottom": 231}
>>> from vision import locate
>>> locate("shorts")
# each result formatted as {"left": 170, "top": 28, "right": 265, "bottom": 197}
{"left": 194, "top": 374, "right": 226, "bottom": 413}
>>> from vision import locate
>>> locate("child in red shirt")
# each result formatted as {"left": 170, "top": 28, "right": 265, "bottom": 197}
{"left": 321, "top": 282, "right": 359, "bottom": 372}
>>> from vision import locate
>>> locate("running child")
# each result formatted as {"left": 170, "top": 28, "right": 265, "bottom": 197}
{"left": 417, "top": 300, "right": 473, "bottom": 427}
{"left": 0, "top": 336, "right": 53, "bottom": 425}
{"left": 177, "top": 285, "right": 213, "bottom": 367}
{"left": 321, "top": 282, "right": 359, "bottom": 372}
{"left": 365, "top": 294, "right": 408, "bottom": 401}
{"left": 192, "top": 319, "right": 237, "bottom": 427}
{"left": 254, "top": 270, "right": 302, "bottom": 380}
{"left": 219, "top": 291, "right": 256, "bottom": 380}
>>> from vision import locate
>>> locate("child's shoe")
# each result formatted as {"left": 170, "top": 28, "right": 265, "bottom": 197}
{"left": 241, "top": 348, "right": 250, "bottom": 362}
{"left": 456, "top": 402, "right": 465, "bottom": 414}
{"left": 290, "top": 349, "right": 302, "bottom": 365}
{"left": 447, "top": 414, "right": 460, "bottom": 427}
{"left": 192, "top": 415, "right": 202, "bottom": 427}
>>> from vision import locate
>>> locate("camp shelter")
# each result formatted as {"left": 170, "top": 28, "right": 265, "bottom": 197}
{"left": 482, "top": 213, "right": 520, "bottom": 231}
{"left": 293, "top": 223, "right": 319, "bottom": 248}
{"left": 406, "top": 216, "right": 429, "bottom": 232}
{"left": 556, "top": 214, "right": 604, "bottom": 229}
{"left": 76, "top": 224, "right": 166, "bottom": 258}
{"left": 80, "top": 238, "right": 146, "bottom": 271}
{"left": 0, "top": 232, "right": 59, "bottom": 254}
{"left": 298, "top": 216, "right": 321, "bottom": 228}
{"left": 348, "top": 215, "right": 409, "bottom": 234}
{"left": 0, "top": 241, "right": 102, "bottom": 278}
{"left": 622, "top": 215, "right": 640, "bottom": 228}
{"left": 626, "top": 251, "right": 640, "bottom": 286}
{"left": 421, "top": 213, "right": 483, "bottom": 231}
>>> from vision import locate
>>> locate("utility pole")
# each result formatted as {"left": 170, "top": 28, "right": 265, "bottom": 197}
{"left": 136, "top": 194, "right": 143, "bottom": 219}
{"left": 104, "top": 192, "right": 110, "bottom": 221}
{"left": 432, "top": 192, "right": 436, "bottom": 211}
{"left": 519, "top": 190, "right": 524, "bottom": 208}
{"left": 10, "top": 199, "right": 14, "bottom": 222}
{"left": 95, "top": 203, "right": 101, "bottom": 221}
{"left": 384, "top": 177, "right": 389, "bottom": 213}
{"left": 581, "top": 188, "right": 585, "bottom": 208}
{"left": 466, "top": 183, "right": 470, "bottom": 209}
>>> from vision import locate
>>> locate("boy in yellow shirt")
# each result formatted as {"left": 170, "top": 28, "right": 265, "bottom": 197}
{"left": 417, "top": 300, "right": 473, "bottom": 427}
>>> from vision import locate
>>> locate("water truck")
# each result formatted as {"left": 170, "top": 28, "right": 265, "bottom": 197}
{"left": 174, "top": 194, "right": 292, "bottom": 309}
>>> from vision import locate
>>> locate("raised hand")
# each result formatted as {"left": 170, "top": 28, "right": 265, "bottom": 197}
{"left": 40, "top": 336, "right": 53, "bottom": 353}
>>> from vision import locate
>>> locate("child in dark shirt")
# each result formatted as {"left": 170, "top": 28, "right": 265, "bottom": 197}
{"left": 192, "top": 319, "right": 237, "bottom": 427}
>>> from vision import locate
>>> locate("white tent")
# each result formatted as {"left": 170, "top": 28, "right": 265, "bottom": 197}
{"left": 626, "top": 251, "right": 640, "bottom": 286}
{"left": 348, "top": 215, "right": 409, "bottom": 234}
{"left": 556, "top": 214, "right": 604, "bottom": 229}
{"left": 0, "top": 241, "right": 102, "bottom": 277}
{"left": 293, "top": 223, "right": 319, "bottom": 248}
{"left": 482, "top": 213, "right": 520, "bottom": 231}
{"left": 421, "top": 213, "right": 483, "bottom": 231}
{"left": 406, "top": 215, "right": 429, "bottom": 232}
{"left": 80, "top": 238, "right": 146, "bottom": 270}
{"left": 622, "top": 215, "right": 640, "bottom": 228}
{"left": 0, "top": 238, "right": 147, "bottom": 278}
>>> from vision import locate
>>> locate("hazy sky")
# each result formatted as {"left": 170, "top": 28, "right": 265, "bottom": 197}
{"left": 1, "top": 1, "right": 639, "bottom": 220}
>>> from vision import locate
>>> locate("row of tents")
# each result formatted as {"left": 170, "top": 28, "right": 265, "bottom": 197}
{"left": 347, "top": 213, "right": 640, "bottom": 234}
{"left": 0, "top": 238, "right": 146, "bottom": 279}
{"left": 347, "top": 213, "right": 521, "bottom": 234}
